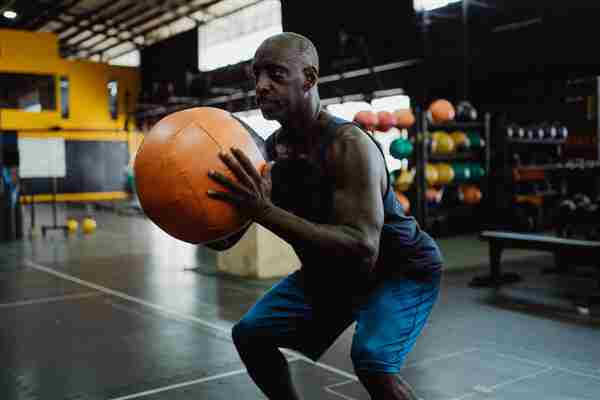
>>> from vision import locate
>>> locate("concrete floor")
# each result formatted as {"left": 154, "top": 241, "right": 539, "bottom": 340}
{"left": 1, "top": 203, "right": 599, "bottom": 400}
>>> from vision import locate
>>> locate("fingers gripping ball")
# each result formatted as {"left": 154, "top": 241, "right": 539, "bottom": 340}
{"left": 134, "top": 107, "right": 266, "bottom": 244}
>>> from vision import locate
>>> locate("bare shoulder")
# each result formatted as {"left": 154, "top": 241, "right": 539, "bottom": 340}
{"left": 327, "top": 123, "right": 383, "bottom": 166}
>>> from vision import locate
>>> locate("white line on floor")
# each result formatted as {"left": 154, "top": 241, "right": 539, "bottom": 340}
{"left": 24, "top": 259, "right": 360, "bottom": 384}
{"left": 0, "top": 292, "right": 101, "bottom": 308}
{"left": 489, "top": 367, "right": 554, "bottom": 391}
{"left": 488, "top": 349, "right": 600, "bottom": 382}
{"left": 298, "top": 356, "right": 360, "bottom": 381}
{"left": 108, "top": 356, "right": 303, "bottom": 400}
{"left": 325, "top": 379, "right": 357, "bottom": 390}
{"left": 24, "top": 259, "right": 229, "bottom": 333}
{"left": 403, "top": 347, "right": 481, "bottom": 369}
{"left": 325, "top": 385, "right": 360, "bottom": 400}
{"left": 107, "top": 368, "right": 247, "bottom": 400}
{"left": 321, "top": 347, "right": 483, "bottom": 394}
{"left": 448, "top": 391, "right": 477, "bottom": 400}
{"left": 448, "top": 367, "right": 555, "bottom": 400}
{"left": 488, "top": 350, "right": 554, "bottom": 369}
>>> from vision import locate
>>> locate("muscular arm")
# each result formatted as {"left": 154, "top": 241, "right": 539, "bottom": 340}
{"left": 255, "top": 126, "right": 385, "bottom": 273}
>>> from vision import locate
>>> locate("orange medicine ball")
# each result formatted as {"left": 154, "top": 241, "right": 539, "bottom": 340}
{"left": 134, "top": 107, "right": 266, "bottom": 244}
{"left": 393, "top": 109, "right": 416, "bottom": 129}
{"left": 428, "top": 99, "right": 456, "bottom": 124}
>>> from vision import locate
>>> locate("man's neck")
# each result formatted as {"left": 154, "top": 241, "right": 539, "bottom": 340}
{"left": 282, "top": 98, "right": 324, "bottom": 149}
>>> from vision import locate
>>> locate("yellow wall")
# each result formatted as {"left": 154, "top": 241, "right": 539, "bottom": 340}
{"left": 0, "top": 29, "right": 141, "bottom": 132}
{"left": 0, "top": 29, "right": 142, "bottom": 202}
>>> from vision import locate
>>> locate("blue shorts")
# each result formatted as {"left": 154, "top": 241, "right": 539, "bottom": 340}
{"left": 235, "top": 270, "right": 441, "bottom": 373}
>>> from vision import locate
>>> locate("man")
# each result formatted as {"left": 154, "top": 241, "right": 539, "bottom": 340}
{"left": 206, "top": 32, "right": 443, "bottom": 400}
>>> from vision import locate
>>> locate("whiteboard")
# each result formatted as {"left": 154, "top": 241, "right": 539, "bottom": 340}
{"left": 18, "top": 137, "right": 66, "bottom": 178}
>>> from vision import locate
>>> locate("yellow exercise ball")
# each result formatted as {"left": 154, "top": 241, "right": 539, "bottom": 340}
{"left": 436, "top": 163, "right": 455, "bottom": 185}
{"left": 449, "top": 131, "right": 470, "bottom": 150}
{"left": 432, "top": 131, "right": 455, "bottom": 154}
{"left": 82, "top": 218, "right": 97, "bottom": 234}
{"left": 426, "top": 163, "right": 439, "bottom": 186}
{"left": 394, "top": 168, "right": 415, "bottom": 192}
{"left": 428, "top": 132, "right": 438, "bottom": 154}
{"left": 66, "top": 218, "right": 79, "bottom": 233}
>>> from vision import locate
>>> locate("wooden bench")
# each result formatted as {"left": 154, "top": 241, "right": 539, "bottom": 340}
{"left": 469, "top": 230, "right": 600, "bottom": 288}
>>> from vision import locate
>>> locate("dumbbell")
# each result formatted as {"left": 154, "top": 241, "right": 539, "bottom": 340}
{"left": 556, "top": 198, "right": 576, "bottom": 236}
{"left": 556, "top": 125, "right": 569, "bottom": 140}
{"left": 534, "top": 125, "right": 545, "bottom": 140}
{"left": 572, "top": 193, "right": 592, "bottom": 224}
{"left": 543, "top": 123, "right": 558, "bottom": 140}
{"left": 506, "top": 124, "right": 517, "bottom": 139}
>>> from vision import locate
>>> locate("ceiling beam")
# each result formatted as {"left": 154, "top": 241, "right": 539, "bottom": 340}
{"left": 82, "top": 0, "right": 225, "bottom": 58}
{"left": 25, "top": 0, "right": 85, "bottom": 30}
{"left": 64, "top": 0, "right": 197, "bottom": 56}
{"left": 103, "top": 0, "right": 266, "bottom": 61}
{"left": 52, "top": 0, "right": 119, "bottom": 35}
{"left": 59, "top": 0, "right": 166, "bottom": 44}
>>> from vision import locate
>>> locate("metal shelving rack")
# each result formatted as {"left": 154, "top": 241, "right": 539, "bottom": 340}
{"left": 413, "top": 111, "right": 492, "bottom": 234}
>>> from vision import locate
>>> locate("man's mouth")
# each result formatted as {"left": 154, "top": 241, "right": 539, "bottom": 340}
{"left": 259, "top": 101, "right": 279, "bottom": 111}
{"left": 258, "top": 97, "right": 278, "bottom": 106}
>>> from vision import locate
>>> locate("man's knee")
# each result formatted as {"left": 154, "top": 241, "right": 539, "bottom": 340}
{"left": 231, "top": 318, "right": 257, "bottom": 349}
{"left": 351, "top": 341, "right": 402, "bottom": 374}
{"left": 351, "top": 341, "right": 380, "bottom": 370}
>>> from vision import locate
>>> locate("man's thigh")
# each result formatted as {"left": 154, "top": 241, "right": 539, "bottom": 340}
{"left": 238, "top": 270, "right": 356, "bottom": 360}
{"left": 351, "top": 273, "right": 442, "bottom": 373}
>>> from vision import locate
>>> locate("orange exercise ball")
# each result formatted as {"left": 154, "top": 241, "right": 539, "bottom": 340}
{"left": 134, "top": 107, "right": 266, "bottom": 244}
{"left": 459, "top": 184, "right": 483, "bottom": 205}
{"left": 393, "top": 109, "right": 416, "bottom": 129}
{"left": 428, "top": 99, "right": 455, "bottom": 124}
{"left": 376, "top": 111, "right": 397, "bottom": 132}
{"left": 353, "top": 110, "right": 379, "bottom": 131}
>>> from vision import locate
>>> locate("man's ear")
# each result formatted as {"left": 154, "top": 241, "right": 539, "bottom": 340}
{"left": 303, "top": 66, "right": 318, "bottom": 91}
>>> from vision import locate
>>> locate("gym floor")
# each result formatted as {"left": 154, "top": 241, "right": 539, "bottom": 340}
{"left": 1, "top": 205, "right": 599, "bottom": 400}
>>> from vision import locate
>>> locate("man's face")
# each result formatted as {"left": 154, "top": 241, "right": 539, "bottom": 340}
{"left": 251, "top": 43, "right": 308, "bottom": 122}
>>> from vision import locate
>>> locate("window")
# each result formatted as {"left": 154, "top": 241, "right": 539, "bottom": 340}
{"left": 108, "top": 79, "right": 118, "bottom": 120}
{"left": 414, "top": 0, "right": 461, "bottom": 11}
{"left": 198, "top": 0, "right": 282, "bottom": 71}
{"left": 109, "top": 50, "right": 140, "bottom": 67}
{"left": 0, "top": 73, "right": 56, "bottom": 112}
{"left": 60, "top": 76, "right": 69, "bottom": 119}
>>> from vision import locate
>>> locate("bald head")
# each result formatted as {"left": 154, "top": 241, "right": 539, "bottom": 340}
{"left": 256, "top": 32, "right": 319, "bottom": 73}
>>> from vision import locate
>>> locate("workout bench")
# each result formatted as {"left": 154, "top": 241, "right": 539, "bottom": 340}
{"left": 470, "top": 230, "right": 600, "bottom": 288}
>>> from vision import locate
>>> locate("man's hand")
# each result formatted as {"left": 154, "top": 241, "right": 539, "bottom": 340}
{"left": 207, "top": 147, "right": 274, "bottom": 220}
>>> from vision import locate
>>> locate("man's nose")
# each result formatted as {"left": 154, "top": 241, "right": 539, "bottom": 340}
{"left": 255, "top": 73, "right": 271, "bottom": 92}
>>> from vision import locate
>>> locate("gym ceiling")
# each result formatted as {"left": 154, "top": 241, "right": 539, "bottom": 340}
{"left": 0, "top": 0, "right": 263, "bottom": 63}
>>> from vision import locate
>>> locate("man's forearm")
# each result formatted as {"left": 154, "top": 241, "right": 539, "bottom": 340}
{"left": 255, "top": 205, "right": 377, "bottom": 267}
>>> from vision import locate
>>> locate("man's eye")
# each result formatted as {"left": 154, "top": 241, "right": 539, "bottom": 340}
{"left": 271, "top": 70, "right": 285, "bottom": 79}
